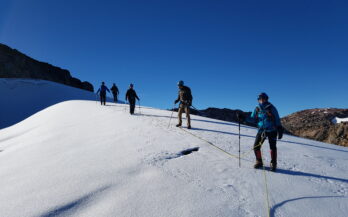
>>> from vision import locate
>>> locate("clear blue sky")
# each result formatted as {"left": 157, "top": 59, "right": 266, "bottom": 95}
{"left": 1, "top": 0, "right": 347, "bottom": 116}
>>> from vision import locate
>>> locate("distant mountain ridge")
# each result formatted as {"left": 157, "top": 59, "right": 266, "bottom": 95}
{"left": 282, "top": 108, "right": 348, "bottom": 147}
{"left": 187, "top": 107, "right": 348, "bottom": 147}
{"left": 0, "top": 43, "right": 93, "bottom": 92}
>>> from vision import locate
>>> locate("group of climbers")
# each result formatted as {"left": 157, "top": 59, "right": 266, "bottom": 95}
{"left": 96, "top": 82, "right": 140, "bottom": 115}
{"left": 96, "top": 80, "right": 283, "bottom": 171}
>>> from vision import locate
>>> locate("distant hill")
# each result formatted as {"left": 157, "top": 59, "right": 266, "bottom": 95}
{"left": 282, "top": 108, "right": 348, "bottom": 147}
{"left": 185, "top": 107, "right": 348, "bottom": 147}
{"left": 0, "top": 43, "right": 93, "bottom": 92}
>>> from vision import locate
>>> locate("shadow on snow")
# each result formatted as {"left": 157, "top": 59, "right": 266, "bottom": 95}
{"left": 39, "top": 185, "right": 111, "bottom": 217}
{"left": 270, "top": 195, "right": 345, "bottom": 217}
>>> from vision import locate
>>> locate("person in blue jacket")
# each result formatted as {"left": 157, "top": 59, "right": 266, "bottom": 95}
{"left": 96, "top": 82, "right": 110, "bottom": 105}
{"left": 250, "top": 92, "right": 283, "bottom": 171}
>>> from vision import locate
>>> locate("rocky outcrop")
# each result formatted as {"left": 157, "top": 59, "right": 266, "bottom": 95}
{"left": 173, "top": 106, "right": 348, "bottom": 147}
{"left": 0, "top": 43, "right": 93, "bottom": 92}
{"left": 173, "top": 107, "right": 255, "bottom": 127}
{"left": 281, "top": 108, "right": 348, "bottom": 147}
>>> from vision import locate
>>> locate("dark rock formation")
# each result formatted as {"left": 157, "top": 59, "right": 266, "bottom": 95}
{"left": 172, "top": 106, "right": 348, "bottom": 147}
{"left": 0, "top": 43, "right": 93, "bottom": 92}
{"left": 172, "top": 107, "right": 255, "bottom": 127}
{"left": 281, "top": 108, "right": 348, "bottom": 147}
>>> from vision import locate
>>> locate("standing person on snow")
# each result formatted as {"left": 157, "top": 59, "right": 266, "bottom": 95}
{"left": 125, "top": 83, "right": 140, "bottom": 115}
{"left": 110, "top": 83, "right": 119, "bottom": 103}
{"left": 249, "top": 92, "right": 283, "bottom": 171}
{"left": 96, "top": 82, "right": 110, "bottom": 106}
{"left": 174, "top": 80, "right": 193, "bottom": 129}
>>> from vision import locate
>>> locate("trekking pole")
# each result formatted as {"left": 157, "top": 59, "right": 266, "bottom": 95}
{"left": 138, "top": 100, "right": 141, "bottom": 115}
{"left": 95, "top": 94, "right": 98, "bottom": 105}
{"left": 236, "top": 112, "right": 242, "bottom": 167}
{"left": 124, "top": 101, "right": 127, "bottom": 112}
{"left": 168, "top": 104, "right": 175, "bottom": 128}
{"left": 238, "top": 118, "right": 241, "bottom": 168}
{"left": 190, "top": 104, "right": 202, "bottom": 115}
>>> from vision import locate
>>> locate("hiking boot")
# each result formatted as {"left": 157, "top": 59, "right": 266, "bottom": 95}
{"left": 176, "top": 124, "right": 182, "bottom": 127}
{"left": 270, "top": 150, "right": 277, "bottom": 171}
{"left": 270, "top": 162, "right": 277, "bottom": 172}
{"left": 187, "top": 125, "right": 191, "bottom": 129}
{"left": 253, "top": 150, "right": 263, "bottom": 169}
{"left": 254, "top": 160, "right": 263, "bottom": 169}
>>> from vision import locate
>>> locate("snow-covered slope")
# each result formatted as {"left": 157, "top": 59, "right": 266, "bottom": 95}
{"left": 0, "top": 100, "right": 347, "bottom": 217}
{"left": 0, "top": 79, "right": 102, "bottom": 129}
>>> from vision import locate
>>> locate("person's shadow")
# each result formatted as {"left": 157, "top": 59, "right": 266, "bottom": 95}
{"left": 269, "top": 168, "right": 348, "bottom": 216}
{"left": 276, "top": 168, "right": 348, "bottom": 183}
{"left": 270, "top": 195, "right": 345, "bottom": 217}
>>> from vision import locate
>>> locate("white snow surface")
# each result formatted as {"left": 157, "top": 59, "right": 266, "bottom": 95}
{"left": 332, "top": 117, "right": 348, "bottom": 124}
{"left": 0, "top": 87, "right": 348, "bottom": 217}
{"left": 0, "top": 78, "right": 112, "bottom": 129}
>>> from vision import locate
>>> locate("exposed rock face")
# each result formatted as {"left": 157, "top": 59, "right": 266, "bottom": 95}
{"left": 281, "top": 108, "right": 348, "bottom": 147}
{"left": 197, "top": 107, "right": 254, "bottom": 126}
{"left": 173, "top": 106, "right": 348, "bottom": 147}
{"left": 0, "top": 43, "right": 93, "bottom": 92}
{"left": 173, "top": 107, "right": 255, "bottom": 127}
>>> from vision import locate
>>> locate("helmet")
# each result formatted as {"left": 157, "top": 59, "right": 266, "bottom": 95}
{"left": 130, "top": 83, "right": 134, "bottom": 88}
{"left": 102, "top": 82, "right": 105, "bottom": 85}
{"left": 258, "top": 92, "right": 269, "bottom": 101}
{"left": 177, "top": 80, "right": 184, "bottom": 86}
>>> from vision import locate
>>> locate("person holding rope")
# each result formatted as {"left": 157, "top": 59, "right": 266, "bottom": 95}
{"left": 174, "top": 80, "right": 193, "bottom": 129}
{"left": 249, "top": 92, "right": 283, "bottom": 171}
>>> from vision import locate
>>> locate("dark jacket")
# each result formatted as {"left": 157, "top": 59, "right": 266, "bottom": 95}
{"left": 96, "top": 85, "right": 110, "bottom": 95}
{"left": 111, "top": 85, "right": 119, "bottom": 95}
{"left": 126, "top": 89, "right": 139, "bottom": 102}
{"left": 176, "top": 86, "right": 193, "bottom": 106}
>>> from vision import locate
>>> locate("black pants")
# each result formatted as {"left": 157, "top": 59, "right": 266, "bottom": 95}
{"left": 254, "top": 130, "right": 277, "bottom": 151}
{"left": 113, "top": 94, "right": 118, "bottom": 103}
{"left": 129, "top": 100, "right": 136, "bottom": 114}
{"left": 100, "top": 93, "right": 106, "bottom": 105}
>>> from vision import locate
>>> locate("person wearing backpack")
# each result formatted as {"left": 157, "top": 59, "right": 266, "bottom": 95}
{"left": 125, "top": 83, "right": 140, "bottom": 115}
{"left": 110, "top": 83, "right": 119, "bottom": 103}
{"left": 96, "top": 82, "right": 110, "bottom": 106}
{"left": 250, "top": 92, "right": 283, "bottom": 171}
{"left": 174, "top": 80, "right": 193, "bottom": 129}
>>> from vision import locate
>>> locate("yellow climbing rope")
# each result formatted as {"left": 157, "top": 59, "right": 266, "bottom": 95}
{"left": 179, "top": 127, "right": 271, "bottom": 217}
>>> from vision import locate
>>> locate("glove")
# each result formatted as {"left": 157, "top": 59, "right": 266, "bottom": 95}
{"left": 174, "top": 99, "right": 179, "bottom": 104}
{"left": 277, "top": 126, "right": 284, "bottom": 140}
{"left": 236, "top": 111, "right": 245, "bottom": 122}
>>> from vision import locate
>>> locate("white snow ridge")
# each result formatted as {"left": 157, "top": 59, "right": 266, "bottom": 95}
{"left": 0, "top": 81, "right": 348, "bottom": 217}
{"left": 332, "top": 117, "right": 348, "bottom": 124}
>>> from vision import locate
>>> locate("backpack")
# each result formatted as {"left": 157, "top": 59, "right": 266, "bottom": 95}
{"left": 255, "top": 103, "right": 275, "bottom": 124}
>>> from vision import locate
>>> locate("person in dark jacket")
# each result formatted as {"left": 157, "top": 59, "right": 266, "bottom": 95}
{"left": 110, "top": 83, "right": 119, "bottom": 103}
{"left": 174, "top": 80, "right": 193, "bottom": 129}
{"left": 96, "top": 82, "right": 110, "bottom": 105}
{"left": 125, "top": 83, "right": 140, "bottom": 115}
{"left": 249, "top": 92, "right": 283, "bottom": 171}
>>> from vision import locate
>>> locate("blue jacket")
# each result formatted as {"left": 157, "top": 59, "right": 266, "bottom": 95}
{"left": 250, "top": 102, "right": 281, "bottom": 132}
{"left": 97, "top": 85, "right": 110, "bottom": 95}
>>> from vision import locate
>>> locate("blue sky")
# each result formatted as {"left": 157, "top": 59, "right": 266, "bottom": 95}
{"left": 1, "top": 0, "right": 347, "bottom": 116}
